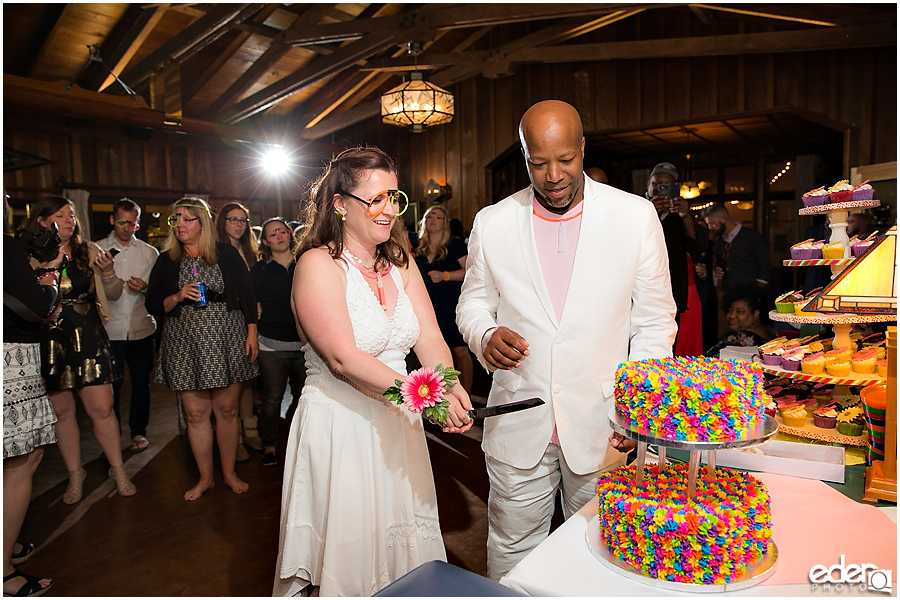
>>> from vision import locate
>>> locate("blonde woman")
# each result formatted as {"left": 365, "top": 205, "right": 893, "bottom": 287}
{"left": 146, "top": 197, "right": 259, "bottom": 501}
{"left": 23, "top": 196, "right": 136, "bottom": 504}
{"left": 216, "top": 202, "right": 262, "bottom": 457}
{"left": 415, "top": 205, "right": 473, "bottom": 391}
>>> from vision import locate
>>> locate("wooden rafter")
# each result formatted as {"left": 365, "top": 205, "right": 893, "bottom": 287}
{"left": 92, "top": 4, "right": 171, "bottom": 92}
{"left": 201, "top": 4, "right": 337, "bottom": 121}
{"left": 116, "top": 4, "right": 263, "bottom": 92}
{"left": 221, "top": 31, "right": 397, "bottom": 124}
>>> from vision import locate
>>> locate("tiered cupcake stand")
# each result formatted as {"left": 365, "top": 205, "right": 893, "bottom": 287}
{"left": 767, "top": 197, "right": 891, "bottom": 443}
{"left": 584, "top": 408, "right": 779, "bottom": 593}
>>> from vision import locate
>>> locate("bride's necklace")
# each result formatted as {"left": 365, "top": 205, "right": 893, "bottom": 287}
{"left": 342, "top": 247, "right": 392, "bottom": 311}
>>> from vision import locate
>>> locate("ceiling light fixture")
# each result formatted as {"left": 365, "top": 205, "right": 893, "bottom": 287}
{"left": 381, "top": 42, "right": 454, "bottom": 133}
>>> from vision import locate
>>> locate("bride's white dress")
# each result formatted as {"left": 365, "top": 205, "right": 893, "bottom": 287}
{"left": 273, "top": 264, "right": 446, "bottom": 597}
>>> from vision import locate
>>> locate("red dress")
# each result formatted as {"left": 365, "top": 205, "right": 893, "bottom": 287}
{"left": 675, "top": 255, "right": 704, "bottom": 356}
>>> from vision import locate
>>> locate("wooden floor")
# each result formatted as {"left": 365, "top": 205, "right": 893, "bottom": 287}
{"left": 20, "top": 372, "right": 495, "bottom": 596}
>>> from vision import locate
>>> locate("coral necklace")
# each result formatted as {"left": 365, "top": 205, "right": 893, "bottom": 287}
{"left": 342, "top": 248, "right": 393, "bottom": 311}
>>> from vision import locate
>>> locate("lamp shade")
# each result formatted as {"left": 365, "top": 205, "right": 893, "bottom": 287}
{"left": 381, "top": 72, "right": 454, "bottom": 131}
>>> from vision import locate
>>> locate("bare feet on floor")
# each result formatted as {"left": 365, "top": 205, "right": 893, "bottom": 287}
{"left": 223, "top": 472, "right": 249, "bottom": 494}
{"left": 184, "top": 478, "right": 214, "bottom": 501}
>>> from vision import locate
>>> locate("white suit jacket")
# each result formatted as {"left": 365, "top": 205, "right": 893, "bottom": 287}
{"left": 456, "top": 176, "right": 677, "bottom": 475}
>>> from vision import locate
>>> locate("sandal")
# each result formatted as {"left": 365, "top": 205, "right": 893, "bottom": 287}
{"left": 62, "top": 468, "right": 87, "bottom": 505}
{"left": 10, "top": 544, "right": 33, "bottom": 566}
{"left": 129, "top": 436, "right": 150, "bottom": 454}
{"left": 3, "top": 569, "right": 52, "bottom": 597}
{"left": 108, "top": 465, "right": 136, "bottom": 497}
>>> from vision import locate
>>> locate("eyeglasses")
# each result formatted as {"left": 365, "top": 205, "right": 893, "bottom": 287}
{"left": 167, "top": 214, "right": 200, "bottom": 227}
{"left": 337, "top": 189, "right": 409, "bottom": 217}
{"left": 225, "top": 217, "right": 250, "bottom": 225}
{"left": 114, "top": 219, "right": 140, "bottom": 231}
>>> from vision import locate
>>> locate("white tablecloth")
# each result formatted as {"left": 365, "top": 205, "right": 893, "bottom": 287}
{"left": 501, "top": 488, "right": 896, "bottom": 597}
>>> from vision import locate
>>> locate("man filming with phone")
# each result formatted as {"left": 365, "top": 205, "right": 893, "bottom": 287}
{"left": 96, "top": 198, "right": 159, "bottom": 454}
{"left": 645, "top": 162, "right": 707, "bottom": 347}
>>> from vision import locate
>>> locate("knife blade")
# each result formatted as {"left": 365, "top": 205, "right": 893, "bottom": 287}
{"left": 467, "top": 397, "right": 545, "bottom": 420}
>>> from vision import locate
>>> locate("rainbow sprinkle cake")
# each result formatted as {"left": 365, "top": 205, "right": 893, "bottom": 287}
{"left": 597, "top": 463, "right": 772, "bottom": 584}
{"left": 614, "top": 357, "right": 769, "bottom": 441}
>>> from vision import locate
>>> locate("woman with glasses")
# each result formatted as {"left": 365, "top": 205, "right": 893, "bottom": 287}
{"left": 249, "top": 218, "right": 305, "bottom": 467}
{"left": 146, "top": 197, "right": 259, "bottom": 501}
{"left": 415, "top": 204, "right": 474, "bottom": 392}
{"left": 22, "top": 196, "right": 136, "bottom": 504}
{"left": 216, "top": 203, "right": 263, "bottom": 459}
{"left": 273, "top": 147, "right": 474, "bottom": 597}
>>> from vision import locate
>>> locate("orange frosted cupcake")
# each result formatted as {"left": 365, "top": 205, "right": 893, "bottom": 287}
{"left": 801, "top": 352, "right": 826, "bottom": 375}
{"left": 851, "top": 350, "right": 878, "bottom": 375}
{"left": 826, "top": 361, "right": 851, "bottom": 377}
{"left": 824, "top": 347, "right": 851, "bottom": 365}
{"left": 877, "top": 359, "right": 888, "bottom": 378}
{"left": 822, "top": 241, "right": 846, "bottom": 259}
{"left": 781, "top": 406, "right": 808, "bottom": 428}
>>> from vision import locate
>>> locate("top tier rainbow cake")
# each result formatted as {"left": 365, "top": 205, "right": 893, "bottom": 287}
{"left": 615, "top": 357, "right": 769, "bottom": 441}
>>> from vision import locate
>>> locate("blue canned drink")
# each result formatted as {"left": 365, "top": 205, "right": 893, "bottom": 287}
{"left": 196, "top": 282, "right": 208, "bottom": 306}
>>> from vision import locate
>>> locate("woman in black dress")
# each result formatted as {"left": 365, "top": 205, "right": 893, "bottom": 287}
{"left": 24, "top": 196, "right": 135, "bottom": 504}
{"left": 415, "top": 205, "right": 473, "bottom": 391}
{"left": 146, "top": 197, "right": 258, "bottom": 501}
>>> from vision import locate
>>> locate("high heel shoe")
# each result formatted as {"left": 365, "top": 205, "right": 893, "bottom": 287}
{"left": 108, "top": 465, "right": 136, "bottom": 497}
{"left": 62, "top": 468, "right": 87, "bottom": 504}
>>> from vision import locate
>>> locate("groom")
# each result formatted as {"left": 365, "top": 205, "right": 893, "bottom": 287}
{"left": 456, "top": 100, "right": 677, "bottom": 580}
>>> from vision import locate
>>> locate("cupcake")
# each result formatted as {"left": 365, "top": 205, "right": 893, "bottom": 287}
{"left": 759, "top": 337, "right": 788, "bottom": 353}
{"left": 822, "top": 240, "right": 846, "bottom": 259}
{"left": 851, "top": 238, "right": 875, "bottom": 257}
{"left": 828, "top": 179, "right": 854, "bottom": 204}
{"left": 764, "top": 401, "right": 777, "bottom": 418}
{"left": 790, "top": 239, "right": 819, "bottom": 260}
{"left": 761, "top": 352, "right": 782, "bottom": 367}
{"left": 781, "top": 350, "right": 805, "bottom": 372}
{"left": 801, "top": 352, "right": 826, "bottom": 375}
{"left": 861, "top": 332, "right": 886, "bottom": 348}
{"left": 802, "top": 186, "right": 829, "bottom": 207}
{"left": 794, "top": 297, "right": 816, "bottom": 317}
{"left": 814, "top": 408, "right": 838, "bottom": 429}
{"left": 851, "top": 350, "right": 878, "bottom": 375}
{"left": 824, "top": 346, "right": 851, "bottom": 365}
{"left": 826, "top": 361, "right": 851, "bottom": 377}
{"left": 776, "top": 291, "right": 803, "bottom": 313}
{"left": 781, "top": 406, "right": 808, "bottom": 428}
{"left": 877, "top": 359, "right": 888, "bottom": 378}
{"left": 821, "top": 337, "right": 835, "bottom": 352}
{"left": 852, "top": 180, "right": 874, "bottom": 202}
{"left": 836, "top": 405, "right": 865, "bottom": 436}
{"left": 805, "top": 339, "right": 825, "bottom": 353}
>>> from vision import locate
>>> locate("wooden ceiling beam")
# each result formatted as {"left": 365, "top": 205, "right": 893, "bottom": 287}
{"left": 115, "top": 4, "right": 263, "bottom": 92}
{"left": 280, "top": 4, "right": 657, "bottom": 46}
{"left": 220, "top": 32, "right": 397, "bottom": 124}
{"left": 202, "top": 4, "right": 338, "bottom": 121}
{"left": 182, "top": 4, "right": 283, "bottom": 106}
{"left": 690, "top": 3, "right": 888, "bottom": 28}
{"left": 24, "top": 4, "right": 73, "bottom": 78}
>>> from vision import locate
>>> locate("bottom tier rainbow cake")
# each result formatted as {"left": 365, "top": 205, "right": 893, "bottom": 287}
{"left": 597, "top": 463, "right": 772, "bottom": 585}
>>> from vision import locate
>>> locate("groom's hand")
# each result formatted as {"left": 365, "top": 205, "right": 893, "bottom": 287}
{"left": 485, "top": 326, "right": 530, "bottom": 370}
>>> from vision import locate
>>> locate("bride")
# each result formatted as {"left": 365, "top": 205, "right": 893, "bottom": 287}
{"left": 274, "top": 147, "right": 473, "bottom": 596}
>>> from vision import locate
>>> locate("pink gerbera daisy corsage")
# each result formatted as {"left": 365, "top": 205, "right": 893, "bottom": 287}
{"left": 384, "top": 363, "right": 460, "bottom": 426}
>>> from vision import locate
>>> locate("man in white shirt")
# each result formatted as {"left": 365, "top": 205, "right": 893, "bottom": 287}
{"left": 96, "top": 198, "right": 159, "bottom": 453}
{"left": 457, "top": 100, "right": 677, "bottom": 580}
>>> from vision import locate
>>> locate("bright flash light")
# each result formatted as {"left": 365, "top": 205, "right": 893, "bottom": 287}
{"left": 262, "top": 147, "right": 290, "bottom": 175}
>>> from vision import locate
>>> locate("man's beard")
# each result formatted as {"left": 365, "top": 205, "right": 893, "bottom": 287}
{"left": 537, "top": 180, "right": 581, "bottom": 212}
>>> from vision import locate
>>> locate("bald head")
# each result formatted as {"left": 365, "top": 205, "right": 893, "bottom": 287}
{"left": 518, "top": 100, "right": 586, "bottom": 212}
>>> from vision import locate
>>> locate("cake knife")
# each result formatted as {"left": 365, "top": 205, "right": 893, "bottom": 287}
{"left": 467, "top": 397, "right": 545, "bottom": 420}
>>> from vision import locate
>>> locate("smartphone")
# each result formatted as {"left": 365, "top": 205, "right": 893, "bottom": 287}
{"left": 658, "top": 183, "right": 680, "bottom": 199}
{"left": 109, "top": 248, "right": 121, "bottom": 257}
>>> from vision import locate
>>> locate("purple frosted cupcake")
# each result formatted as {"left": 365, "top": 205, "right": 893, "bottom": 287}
{"left": 814, "top": 409, "right": 837, "bottom": 429}
{"left": 802, "top": 186, "right": 828, "bottom": 207}
{"left": 781, "top": 352, "right": 803, "bottom": 371}
{"left": 852, "top": 182, "right": 874, "bottom": 201}
{"left": 851, "top": 238, "right": 874, "bottom": 257}
{"left": 762, "top": 352, "right": 782, "bottom": 367}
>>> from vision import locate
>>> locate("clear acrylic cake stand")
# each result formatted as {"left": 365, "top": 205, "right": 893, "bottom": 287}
{"left": 585, "top": 408, "right": 781, "bottom": 592}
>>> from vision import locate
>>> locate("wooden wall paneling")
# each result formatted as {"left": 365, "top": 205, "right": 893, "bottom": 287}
{"left": 69, "top": 133, "right": 82, "bottom": 186}
{"left": 444, "top": 104, "right": 462, "bottom": 223}
{"left": 618, "top": 59, "right": 640, "bottom": 127}
{"left": 479, "top": 75, "right": 497, "bottom": 208}
{"left": 425, "top": 117, "right": 447, "bottom": 206}
{"left": 169, "top": 146, "right": 187, "bottom": 190}
{"left": 764, "top": 54, "right": 775, "bottom": 110}
{"left": 827, "top": 51, "right": 839, "bottom": 122}
{"left": 122, "top": 141, "right": 145, "bottom": 188}
{"left": 459, "top": 77, "right": 479, "bottom": 227}
{"left": 594, "top": 60, "right": 618, "bottom": 131}
{"left": 688, "top": 56, "right": 714, "bottom": 119}
{"left": 493, "top": 74, "right": 515, "bottom": 160}
{"left": 845, "top": 49, "right": 875, "bottom": 167}
{"left": 552, "top": 61, "right": 575, "bottom": 113}
{"left": 716, "top": 55, "right": 741, "bottom": 115}
{"left": 802, "top": 51, "right": 828, "bottom": 117}
{"left": 872, "top": 48, "right": 897, "bottom": 164}
{"left": 572, "top": 66, "right": 593, "bottom": 132}
{"left": 639, "top": 56, "right": 664, "bottom": 123}
{"left": 664, "top": 57, "right": 690, "bottom": 123}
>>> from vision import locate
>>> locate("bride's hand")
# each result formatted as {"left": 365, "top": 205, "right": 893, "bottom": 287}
{"left": 441, "top": 383, "right": 474, "bottom": 434}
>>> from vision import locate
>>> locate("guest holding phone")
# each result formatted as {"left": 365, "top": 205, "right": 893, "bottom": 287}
{"left": 23, "top": 196, "right": 136, "bottom": 504}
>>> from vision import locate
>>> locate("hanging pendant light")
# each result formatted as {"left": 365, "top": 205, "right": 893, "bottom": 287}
{"left": 381, "top": 42, "right": 454, "bottom": 132}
